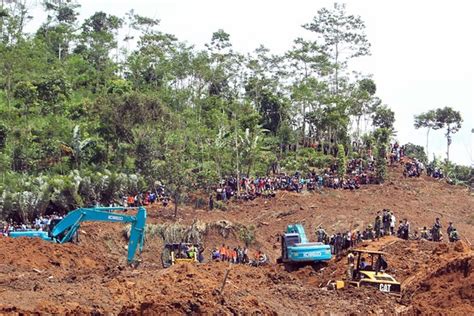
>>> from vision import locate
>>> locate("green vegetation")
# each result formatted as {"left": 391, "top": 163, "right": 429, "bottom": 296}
{"left": 374, "top": 128, "right": 390, "bottom": 183}
{"left": 0, "top": 2, "right": 469, "bottom": 221}
{"left": 415, "top": 107, "right": 463, "bottom": 161}
{"left": 404, "top": 143, "right": 428, "bottom": 164}
{"left": 414, "top": 107, "right": 465, "bottom": 178}
{"left": 238, "top": 225, "right": 256, "bottom": 247}
{"left": 337, "top": 144, "right": 346, "bottom": 178}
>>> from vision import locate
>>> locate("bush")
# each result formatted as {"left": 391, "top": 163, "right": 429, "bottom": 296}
{"left": 404, "top": 143, "right": 427, "bottom": 164}
{"left": 281, "top": 148, "right": 334, "bottom": 173}
{"left": 214, "top": 200, "right": 228, "bottom": 211}
{"left": 194, "top": 197, "right": 207, "bottom": 209}
{"left": 337, "top": 144, "right": 347, "bottom": 178}
{"left": 0, "top": 123, "right": 7, "bottom": 150}
{"left": 238, "top": 225, "right": 256, "bottom": 247}
{"left": 0, "top": 170, "right": 146, "bottom": 222}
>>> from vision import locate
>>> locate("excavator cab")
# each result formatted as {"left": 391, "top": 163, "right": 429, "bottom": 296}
{"left": 48, "top": 219, "right": 62, "bottom": 239}
{"left": 48, "top": 218, "right": 79, "bottom": 243}
{"left": 347, "top": 249, "right": 401, "bottom": 295}
{"left": 280, "top": 233, "right": 301, "bottom": 262}
{"left": 277, "top": 224, "right": 332, "bottom": 268}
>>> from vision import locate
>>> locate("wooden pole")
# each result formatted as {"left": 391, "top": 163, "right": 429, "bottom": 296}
{"left": 464, "top": 236, "right": 472, "bottom": 247}
{"left": 219, "top": 262, "right": 232, "bottom": 294}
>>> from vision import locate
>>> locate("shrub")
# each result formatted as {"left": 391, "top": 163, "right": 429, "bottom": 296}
{"left": 238, "top": 225, "right": 256, "bottom": 247}
{"left": 0, "top": 170, "right": 147, "bottom": 222}
{"left": 337, "top": 144, "right": 347, "bottom": 178}
{"left": 281, "top": 148, "right": 334, "bottom": 173}
{"left": 404, "top": 143, "right": 428, "bottom": 164}
{"left": 214, "top": 200, "right": 228, "bottom": 211}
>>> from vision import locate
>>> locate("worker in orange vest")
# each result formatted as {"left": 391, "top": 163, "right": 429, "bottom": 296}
{"left": 219, "top": 244, "right": 227, "bottom": 261}
{"left": 231, "top": 248, "right": 237, "bottom": 263}
{"left": 127, "top": 195, "right": 135, "bottom": 207}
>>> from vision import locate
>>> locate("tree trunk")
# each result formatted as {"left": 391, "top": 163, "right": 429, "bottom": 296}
{"left": 356, "top": 115, "right": 361, "bottom": 141}
{"left": 426, "top": 127, "right": 431, "bottom": 159}
{"left": 173, "top": 192, "right": 179, "bottom": 218}
{"left": 335, "top": 42, "right": 339, "bottom": 95}
{"left": 302, "top": 101, "right": 306, "bottom": 146}
{"left": 446, "top": 129, "right": 451, "bottom": 164}
{"left": 234, "top": 124, "right": 241, "bottom": 196}
{"left": 446, "top": 128, "right": 451, "bottom": 174}
{"left": 246, "top": 158, "right": 252, "bottom": 178}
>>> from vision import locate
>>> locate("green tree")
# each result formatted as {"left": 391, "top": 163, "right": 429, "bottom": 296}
{"left": 336, "top": 144, "right": 346, "bottom": 178}
{"left": 75, "top": 11, "right": 123, "bottom": 91}
{"left": 372, "top": 105, "right": 395, "bottom": 129}
{"left": 287, "top": 38, "right": 329, "bottom": 145}
{"left": 13, "top": 81, "right": 38, "bottom": 116}
{"left": 349, "top": 78, "right": 377, "bottom": 140}
{"left": 36, "top": 0, "right": 80, "bottom": 60}
{"left": 245, "top": 45, "right": 289, "bottom": 137}
{"left": 303, "top": 3, "right": 371, "bottom": 94}
{"left": 154, "top": 129, "right": 196, "bottom": 218}
{"left": 433, "top": 107, "right": 463, "bottom": 171}
{"left": 374, "top": 128, "right": 390, "bottom": 183}
{"left": 414, "top": 110, "right": 436, "bottom": 158}
{"left": 403, "top": 143, "right": 428, "bottom": 164}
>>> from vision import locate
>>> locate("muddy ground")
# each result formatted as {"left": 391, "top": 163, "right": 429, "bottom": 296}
{"left": 0, "top": 166, "right": 473, "bottom": 315}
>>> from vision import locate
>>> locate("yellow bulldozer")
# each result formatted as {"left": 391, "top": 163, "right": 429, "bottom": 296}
{"left": 161, "top": 243, "right": 201, "bottom": 268}
{"left": 339, "top": 249, "right": 401, "bottom": 296}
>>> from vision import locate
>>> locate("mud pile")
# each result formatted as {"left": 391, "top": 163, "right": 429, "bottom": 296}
{"left": 120, "top": 262, "right": 403, "bottom": 315}
{"left": 0, "top": 237, "right": 111, "bottom": 274}
{"left": 398, "top": 241, "right": 473, "bottom": 314}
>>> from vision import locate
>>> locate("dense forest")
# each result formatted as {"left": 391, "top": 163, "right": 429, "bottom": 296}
{"left": 0, "top": 1, "right": 471, "bottom": 222}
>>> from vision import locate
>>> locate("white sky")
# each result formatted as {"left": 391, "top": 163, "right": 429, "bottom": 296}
{"left": 26, "top": 0, "right": 474, "bottom": 166}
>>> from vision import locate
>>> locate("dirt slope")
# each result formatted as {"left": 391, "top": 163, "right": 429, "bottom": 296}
{"left": 0, "top": 166, "right": 473, "bottom": 314}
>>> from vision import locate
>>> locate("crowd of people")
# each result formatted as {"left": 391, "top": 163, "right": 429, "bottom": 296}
{"left": 314, "top": 209, "right": 395, "bottom": 257}
{"left": 122, "top": 185, "right": 170, "bottom": 208}
{"left": 170, "top": 243, "right": 205, "bottom": 263}
{"left": 389, "top": 142, "right": 406, "bottom": 165}
{"left": 403, "top": 158, "right": 425, "bottom": 177}
{"left": 372, "top": 210, "right": 461, "bottom": 243}
{"left": 210, "top": 244, "right": 268, "bottom": 266}
{"left": 397, "top": 144, "right": 443, "bottom": 180}
{"left": 0, "top": 213, "right": 64, "bottom": 234}
{"left": 426, "top": 167, "right": 444, "bottom": 179}
{"left": 314, "top": 208, "right": 462, "bottom": 259}
{"left": 211, "top": 157, "right": 381, "bottom": 207}
{"left": 418, "top": 218, "right": 460, "bottom": 242}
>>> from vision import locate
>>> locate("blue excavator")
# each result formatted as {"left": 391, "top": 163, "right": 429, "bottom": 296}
{"left": 9, "top": 207, "right": 146, "bottom": 264}
{"left": 277, "top": 224, "right": 332, "bottom": 270}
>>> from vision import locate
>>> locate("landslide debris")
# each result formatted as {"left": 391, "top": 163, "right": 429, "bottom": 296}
{"left": 0, "top": 168, "right": 473, "bottom": 314}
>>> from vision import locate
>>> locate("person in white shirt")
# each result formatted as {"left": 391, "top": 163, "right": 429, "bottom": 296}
{"left": 390, "top": 212, "right": 396, "bottom": 235}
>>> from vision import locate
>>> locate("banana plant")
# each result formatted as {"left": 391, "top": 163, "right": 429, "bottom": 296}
{"left": 238, "top": 126, "right": 269, "bottom": 177}
{"left": 61, "top": 125, "right": 94, "bottom": 169}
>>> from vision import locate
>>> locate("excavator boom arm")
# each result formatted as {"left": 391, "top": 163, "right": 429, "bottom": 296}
{"left": 51, "top": 207, "right": 146, "bottom": 263}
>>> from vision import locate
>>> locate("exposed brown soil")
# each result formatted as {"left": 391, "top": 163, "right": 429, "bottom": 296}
{"left": 0, "top": 166, "right": 473, "bottom": 314}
